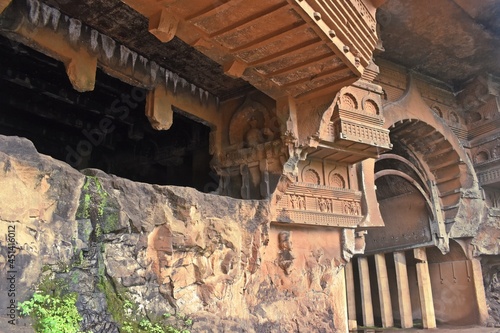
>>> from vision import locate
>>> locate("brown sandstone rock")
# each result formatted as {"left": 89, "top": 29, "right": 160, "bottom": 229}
{"left": 0, "top": 134, "right": 347, "bottom": 332}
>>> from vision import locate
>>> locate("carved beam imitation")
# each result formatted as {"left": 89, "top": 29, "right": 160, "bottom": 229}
{"left": 223, "top": 59, "right": 248, "bottom": 79}
{"left": 148, "top": 9, "right": 179, "bottom": 43}
{"left": 146, "top": 84, "right": 173, "bottom": 130}
{"left": 64, "top": 54, "right": 97, "bottom": 93}
{"left": 11, "top": 25, "right": 97, "bottom": 92}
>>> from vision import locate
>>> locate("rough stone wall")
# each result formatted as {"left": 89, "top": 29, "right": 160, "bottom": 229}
{"left": 474, "top": 214, "right": 500, "bottom": 327}
{"left": 0, "top": 135, "right": 345, "bottom": 332}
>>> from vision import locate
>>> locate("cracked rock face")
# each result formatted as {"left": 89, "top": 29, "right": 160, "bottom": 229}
{"left": 0, "top": 135, "right": 347, "bottom": 332}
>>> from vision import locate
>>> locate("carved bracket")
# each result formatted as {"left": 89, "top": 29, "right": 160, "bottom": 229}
{"left": 146, "top": 84, "right": 173, "bottom": 130}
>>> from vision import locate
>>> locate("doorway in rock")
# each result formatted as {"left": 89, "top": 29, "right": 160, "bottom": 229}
{"left": 0, "top": 35, "right": 216, "bottom": 191}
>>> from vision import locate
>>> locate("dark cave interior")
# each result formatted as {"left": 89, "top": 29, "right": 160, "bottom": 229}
{"left": 0, "top": 35, "right": 217, "bottom": 192}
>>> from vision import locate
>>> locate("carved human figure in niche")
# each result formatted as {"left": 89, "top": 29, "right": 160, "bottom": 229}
{"left": 244, "top": 117, "right": 274, "bottom": 148}
{"left": 354, "top": 202, "right": 361, "bottom": 215}
{"left": 229, "top": 99, "right": 278, "bottom": 148}
{"left": 319, "top": 197, "right": 331, "bottom": 212}
{"left": 343, "top": 201, "right": 360, "bottom": 215}
{"left": 318, "top": 198, "right": 325, "bottom": 212}
{"left": 278, "top": 231, "right": 294, "bottom": 275}
{"left": 343, "top": 201, "right": 352, "bottom": 214}
{"left": 298, "top": 195, "right": 305, "bottom": 210}
{"left": 290, "top": 195, "right": 298, "bottom": 209}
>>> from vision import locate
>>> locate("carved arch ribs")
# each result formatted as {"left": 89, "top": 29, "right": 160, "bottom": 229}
{"left": 382, "top": 75, "right": 485, "bottom": 241}
{"left": 373, "top": 152, "right": 450, "bottom": 253}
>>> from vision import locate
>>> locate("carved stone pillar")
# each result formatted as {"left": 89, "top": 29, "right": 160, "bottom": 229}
{"left": 358, "top": 256, "right": 374, "bottom": 327}
{"left": 471, "top": 258, "right": 489, "bottom": 325}
{"left": 414, "top": 248, "right": 436, "bottom": 329}
{"left": 345, "top": 261, "right": 358, "bottom": 330}
{"left": 393, "top": 251, "right": 413, "bottom": 328}
{"left": 374, "top": 253, "right": 394, "bottom": 328}
{"left": 333, "top": 266, "right": 349, "bottom": 333}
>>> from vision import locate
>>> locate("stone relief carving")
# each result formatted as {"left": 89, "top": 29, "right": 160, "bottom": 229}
{"left": 475, "top": 150, "right": 489, "bottom": 164}
{"left": 277, "top": 231, "right": 294, "bottom": 275}
{"left": 363, "top": 99, "right": 379, "bottom": 115}
{"left": 303, "top": 168, "right": 321, "bottom": 185}
{"left": 228, "top": 99, "right": 278, "bottom": 148}
{"left": 494, "top": 146, "right": 500, "bottom": 159}
{"left": 328, "top": 172, "right": 345, "bottom": 188}
{"left": 289, "top": 194, "right": 306, "bottom": 210}
{"left": 342, "top": 200, "right": 361, "bottom": 215}
{"left": 318, "top": 197, "right": 333, "bottom": 213}
{"left": 214, "top": 97, "right": 287, "bottom": 199}
{"left": 317, "top": 84, "right": 391, "bottom": 163}
{"left": 274, "top": 182, "right": 363, "bottom": 227}
{"left": 341, "top": 93, "right": 358, "bottom": 110}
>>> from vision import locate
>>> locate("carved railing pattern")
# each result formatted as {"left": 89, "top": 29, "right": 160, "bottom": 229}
{"left": 275, "top": 210, "right": 362, "bottom": 227}
{"left": 326, "top": 120, "right": 391, "bottom": 147}
{"left": 478, "top": 168, "right": 500, "bottom": 185}
{"left": 274, "top": 182, "right": 363, "bottom": 227}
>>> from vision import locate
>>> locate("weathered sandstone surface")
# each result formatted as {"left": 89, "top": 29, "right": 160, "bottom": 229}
{"left": 0, "top": 135, "right": 346, "bottom": 332}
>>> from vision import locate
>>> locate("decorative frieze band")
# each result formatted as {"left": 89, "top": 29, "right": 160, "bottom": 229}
{"left": 274, "top": 209, "right": 362, "bottom": 228}
{"left": 273, "top": 182, "right": 363, "bottom": 227}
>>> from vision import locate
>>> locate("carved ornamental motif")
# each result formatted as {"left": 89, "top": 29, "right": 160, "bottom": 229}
{"left": 275, "top": 182, "right": 363, "bottom": 228}
{"left": 273, "top": 161, "right": 363, "bottom": 228}
{"left": 317, "top": 84, "right": 392, "bottom": 164}
{"left": 215, "top": 97, "right": 287, "bottom": 199}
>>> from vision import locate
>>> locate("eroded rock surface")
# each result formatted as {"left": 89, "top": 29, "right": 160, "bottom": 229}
{"left": 0, "top": 135, "right": 345, "bottom": 332}
{"left": 474, "top": 212, "right": 500, "bottom": 326}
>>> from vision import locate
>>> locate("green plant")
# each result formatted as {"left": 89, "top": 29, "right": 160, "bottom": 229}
{"left": 18, "top": 291, "right": 84, "bottom": 333}
{"left": 97, "top": 272, "right": 192, "bottom": 333}
{"left": 95, "top": 223, "right": 102, "bottom": 237}
{"left": 139, "top": 319, "right": 165, "bottom": 333}
{"left": 123, "top": 300, "right": 134, "bottom": 310}
{"left": 122, "top": 322, "right": 134, "bottom": 333}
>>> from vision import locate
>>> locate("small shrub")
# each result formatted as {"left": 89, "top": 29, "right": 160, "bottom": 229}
{"left": 18, "top": 291, "right": 84, "bottom": 333}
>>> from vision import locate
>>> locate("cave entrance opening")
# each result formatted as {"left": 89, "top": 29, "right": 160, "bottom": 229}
{"left": 0, "top": 35, "right": 216, "bottom": 192}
